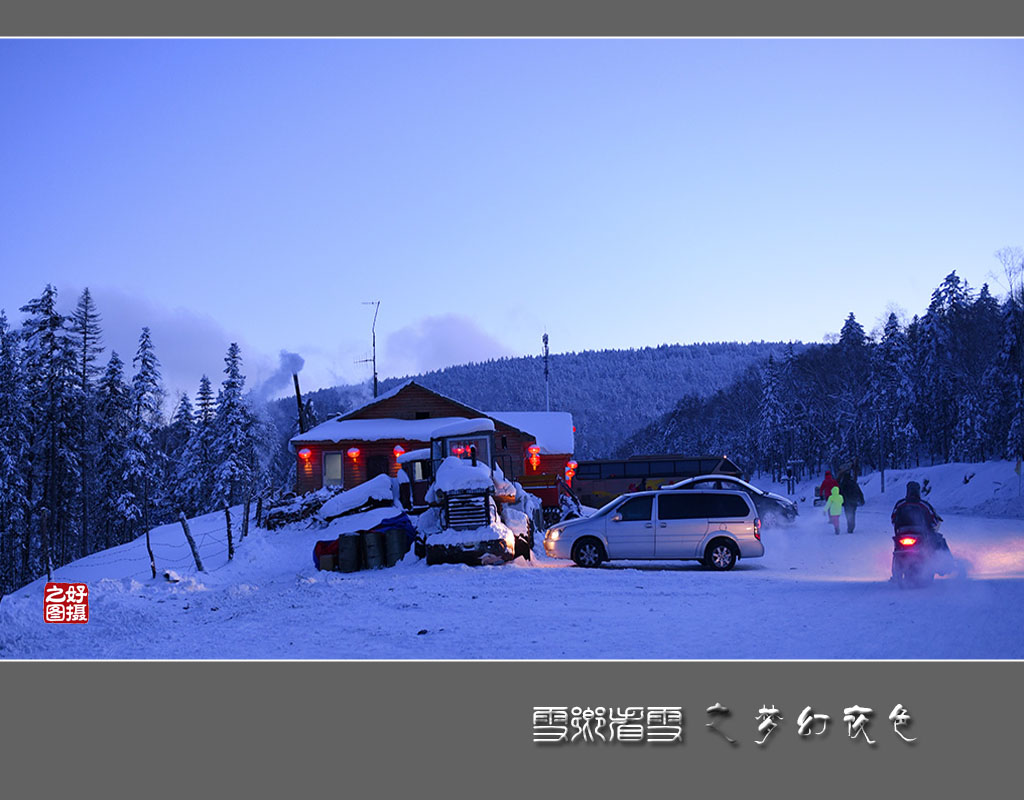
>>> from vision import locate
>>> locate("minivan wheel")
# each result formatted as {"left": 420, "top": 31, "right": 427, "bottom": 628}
{"left": 571, "top": 538, "right": 604, "bottom": 568}
{"left": 704, "top": 540, "right": 738, "bottom": 571}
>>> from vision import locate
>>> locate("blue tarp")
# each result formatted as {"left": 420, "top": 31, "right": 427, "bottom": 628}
{"left": 370, "top": 512, "right": 418, "bottom": 541}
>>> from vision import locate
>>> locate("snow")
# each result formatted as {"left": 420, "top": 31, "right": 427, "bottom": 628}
{"left": 1, "top": 460, "right": 1022, "bottom": 660}
{"left": 396, "top": 447, "right": 430, "bottom": 464}
{"left": 427, "top": 456, "right": 494, "bottom": 498}
{"left": 486, "top": 410, "right": 574, "bottom": 454}
{"left": 430, "top": 418, "right": 495, "bottom": 438}
{"left": 317, "top": 474, "right": 395, "bottom": 520}
{"left": 291, "top": 416, "right": 470, "bottom": 446}
{"left": 427, "top": 522, "right": 515, "bottom": 549}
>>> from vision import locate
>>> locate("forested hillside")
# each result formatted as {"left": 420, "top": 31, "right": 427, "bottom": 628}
{"left": 622, "top": 261, "right": 1024, "bottom": 483}
{"left": 276, "top": 342, "right": 790, "bottom": 459}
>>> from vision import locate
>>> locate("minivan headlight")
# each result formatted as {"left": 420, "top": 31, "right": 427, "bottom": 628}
{"left": 546, "top": 526, "right": 564, "bottom": 541}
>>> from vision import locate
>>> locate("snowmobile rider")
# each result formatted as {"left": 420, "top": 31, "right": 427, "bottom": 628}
{"left": 891, "top": 481, "right": 951, "bottom": 554}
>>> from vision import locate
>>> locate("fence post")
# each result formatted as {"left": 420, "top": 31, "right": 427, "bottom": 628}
{"left": 242, "top": 491, "right": 252, "bottom": 540}
{"left": 224, "top": 503, "right": 234, "bottom": 561}
{"left": 178, "top": 513, "right": 205, "bottom": 573}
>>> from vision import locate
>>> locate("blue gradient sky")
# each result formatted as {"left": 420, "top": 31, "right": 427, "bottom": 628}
{"left": 2, "top": 39, "right": 1022, "bottom": 402}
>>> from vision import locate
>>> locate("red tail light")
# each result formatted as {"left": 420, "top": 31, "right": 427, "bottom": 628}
{"left": 754, "top": 518, "right": 761, "bottom": 540}
{"left": 898, "top": 536, "right": 917, "bottom": 547}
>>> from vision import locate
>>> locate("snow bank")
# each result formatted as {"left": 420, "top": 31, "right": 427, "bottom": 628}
{"left": 318, "top": 474, "right": 396, "bottom": 520}
{"left": 857, "top": 461, "right": 1024, "bottom": 518}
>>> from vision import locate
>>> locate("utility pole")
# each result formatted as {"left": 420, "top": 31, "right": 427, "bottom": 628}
{"left": 357, "top": 301, "right": 380, "bottom": 398}
{"left": 543, "top": 332, "right": 550, "bottom": 412}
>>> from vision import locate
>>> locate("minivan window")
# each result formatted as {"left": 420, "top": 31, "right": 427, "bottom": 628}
{"left": 705, "top": 493, "right": 751, "bottom": 518}
{"left": 657, "top": 493, "right": 706, "bottom": 520}
{"left": 617, "top": 495, "right": 654, "bottom": 522}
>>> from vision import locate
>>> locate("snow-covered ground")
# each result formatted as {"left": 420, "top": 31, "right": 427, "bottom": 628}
{"left": 2, "top": 462, "right": 1022, "bottom": 660}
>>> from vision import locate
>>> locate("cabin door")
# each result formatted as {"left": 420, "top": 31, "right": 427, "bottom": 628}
{"left": 366, "top": 455, "right": 390, "bottom": 480}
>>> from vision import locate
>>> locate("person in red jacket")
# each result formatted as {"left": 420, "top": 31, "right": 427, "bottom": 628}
{"left": 818, "top": 470, "right": 838, "bottom": 505}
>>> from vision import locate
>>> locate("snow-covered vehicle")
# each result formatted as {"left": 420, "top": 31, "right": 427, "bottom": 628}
{"left": 416, "top": 420, "right": 542, "bottom": 565}
{"left": 664, "top": 474, "right": 798, "bottom": 526}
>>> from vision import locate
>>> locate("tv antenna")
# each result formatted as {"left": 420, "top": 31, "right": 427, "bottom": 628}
{"left": 543, "top": 332, "right": 550, "bottom": 412}
{"left": 356, "top": 301, "right": 380, "bottom": 397}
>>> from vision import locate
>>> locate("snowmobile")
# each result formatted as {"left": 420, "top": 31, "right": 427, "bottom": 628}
{"left": 891, "top": 521, "right": 956, "bottom": 588}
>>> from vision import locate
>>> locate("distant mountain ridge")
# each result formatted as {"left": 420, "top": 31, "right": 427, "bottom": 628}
{"left": 276, "top": 341, "right": 791, "bottom": 459}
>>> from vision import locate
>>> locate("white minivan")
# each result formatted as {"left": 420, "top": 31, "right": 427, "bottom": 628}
{"left": 543, "top": 489, "right": 763, "bottom": 570}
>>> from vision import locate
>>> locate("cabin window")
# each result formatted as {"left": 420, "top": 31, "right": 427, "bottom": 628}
{"left": 323, "top": 452, "right": 344, "bottom": 488}
{"left": 501, "top": 435, "right": 508, "bottom": 450}
{"left": 415, "top": 411, "right": 430, "bottom": 419}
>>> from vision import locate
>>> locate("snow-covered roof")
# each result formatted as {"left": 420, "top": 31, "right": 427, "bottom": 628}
{"left": 485, "top": 411, "right": 574, "bottom": 455}
{"left": 292, "top": 416, "right": 471, "bottom": 446}
{"left": 396, "top": 448, "right": 431, "bottom": 464}
{"left": 431, "top": 418, "right": 496, "bottom": 438}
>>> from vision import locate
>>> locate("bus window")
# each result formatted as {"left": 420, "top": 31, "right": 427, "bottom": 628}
{"left": 600, "top": 462, "right": 626, "bottom": 479}
{"left": 577, "top": 463, "right": 601, "bottom": 480}
{"left": 674, "top": 459, "right": 701, "bottom": 475}
{"left": 700, "top": 458, "right": 724, "bottom": 474}
{"left": 624, "top": 461, "right": 649, "bottom": 477}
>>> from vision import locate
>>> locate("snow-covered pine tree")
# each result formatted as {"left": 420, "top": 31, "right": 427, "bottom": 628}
{"left": 19, "top": 285, "right": 80, "bottom": 578}
{"left": 837, "top": 312, "right": 872, "bottom": 466}
{"left": 95, "top": 352, "right": 132, "bottom": 549}
{"left": 123, "top": 328, "right": 164, "bottom": 576}
{"left": 211, "top": 343, "right": 256, "bottom": 508}
{"left": 175, "top": 376, "right": 217, "bottom": 517}
{"left": 0, "top": 311, "right": 31, "bottom": 592}
{"left": 69, "top": 288, "right": 104, "bottom": 559}
{"left": 757, "top": 354, "right": 786, "bottom": 479}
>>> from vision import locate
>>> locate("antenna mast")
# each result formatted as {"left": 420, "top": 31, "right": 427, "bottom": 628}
{"left": 357, "top": 301, "right": 380, "bottom": 397}
{"left": 543, "top": 332, "right": 550, "bottom": 412}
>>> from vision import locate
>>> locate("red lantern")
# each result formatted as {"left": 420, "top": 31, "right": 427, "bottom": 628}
{"left": 393, "top": 445, "right": 405, "bottom": 457}
{"left": 567, "top": 460, "right": 578, "bottom": 470}
{"left": 528, "top": 444, "right": 540, "bottom": 455}
{"left": 298, "top": 448, "right": 312, "bottom": 461}
{"left": 347, "top": 447, "right": 360, "bottom": 459}
{"left": 529, "top": 454, "right": 540, "bottom": 470}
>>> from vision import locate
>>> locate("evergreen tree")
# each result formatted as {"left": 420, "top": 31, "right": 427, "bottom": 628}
{"left": 0, "top": 311, "right": 30, "bottom": 592}
{"left": 122, "top": 328, "right": 164, "bottom": 572}
{"left": 95, "top": 352, "right": 132, "bottom": 549}
{"left": 757, "top": 355, "right": 786, "bottom": 479}
{"left": 211, "top": 343, "right": 256, "bottom": 507}
{"left": 19, "top": 285, "right": 79, "bottom": 576}
{"left": 69, "top": 288, "right": 104, "bottom": 558}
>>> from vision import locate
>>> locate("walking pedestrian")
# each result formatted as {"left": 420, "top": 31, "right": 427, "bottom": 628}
{"left": 818, "top": 470, "right": 838, "bottom": 505}
{"left": 824, "top": 485, "right": 844, "bottom": 535}
{"left": 838, "top": 470, "right": 865, "bottom": 533}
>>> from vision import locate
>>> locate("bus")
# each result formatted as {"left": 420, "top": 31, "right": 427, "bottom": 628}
{"left": 572, "top": 454, "right": 744, "bottom": 509}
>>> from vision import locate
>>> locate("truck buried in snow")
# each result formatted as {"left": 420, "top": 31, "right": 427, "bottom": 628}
{"left": 413, "top": 419, "right": 544, "bottom": 566}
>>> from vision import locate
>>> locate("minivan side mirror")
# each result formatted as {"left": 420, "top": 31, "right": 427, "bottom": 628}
{"left": 611, "top": 513, "right": 623, "bottom": 523}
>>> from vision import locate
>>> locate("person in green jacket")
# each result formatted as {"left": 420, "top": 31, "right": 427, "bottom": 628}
{"left": 824, "top": 485, "right": 844, "bottom": 535}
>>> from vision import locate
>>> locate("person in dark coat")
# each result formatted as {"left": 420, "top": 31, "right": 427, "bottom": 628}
{"left": 837, "top": 470, "right": 865, "bottom": 533}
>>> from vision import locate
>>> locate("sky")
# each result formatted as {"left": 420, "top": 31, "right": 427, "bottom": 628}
{"left": 2, "top": 38, "right": 1022, "bottom": 405}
